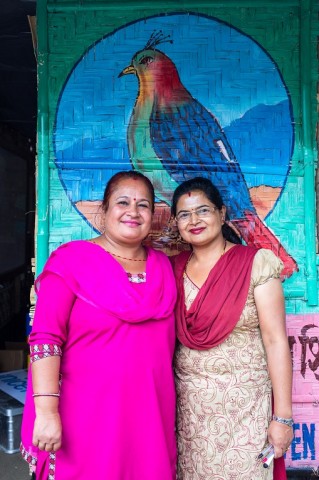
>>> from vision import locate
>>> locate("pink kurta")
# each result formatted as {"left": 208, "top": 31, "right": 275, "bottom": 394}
{"left": 21, "top": 241, "right": 177, "bottom": 480}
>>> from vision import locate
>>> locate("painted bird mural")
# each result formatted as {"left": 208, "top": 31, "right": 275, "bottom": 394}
{"left": 119, "top": 31, "right": 297, "bottom": 278}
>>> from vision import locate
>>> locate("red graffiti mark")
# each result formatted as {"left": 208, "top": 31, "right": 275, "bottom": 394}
{"left": 289, "top": 324, "right": 319, "bottom": 380}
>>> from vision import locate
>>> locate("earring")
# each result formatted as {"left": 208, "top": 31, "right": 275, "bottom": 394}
{"left": 93, "top": 211, "right": 105, "bottom": 233}
{"left": 162, "top": 216, "right": 179, "bottom": 240}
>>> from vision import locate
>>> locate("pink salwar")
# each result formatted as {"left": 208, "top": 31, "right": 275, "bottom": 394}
{"left": 21, "top": 241, "right": 177, "bottom": 480}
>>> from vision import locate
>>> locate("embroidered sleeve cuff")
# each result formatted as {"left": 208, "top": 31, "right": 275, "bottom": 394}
{"left": 30, "top": 344, "right": 62, "bottom": 363}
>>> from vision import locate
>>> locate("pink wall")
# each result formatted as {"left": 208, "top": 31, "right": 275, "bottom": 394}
{"left": 285, "top": 314, "right": 319, "bottom": 468}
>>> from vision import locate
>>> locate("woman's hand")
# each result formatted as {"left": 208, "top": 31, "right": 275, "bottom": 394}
{"left": 32, "top": 412, "right": 62, "bottom": 452}
{"left": 31, "top": 354, "right": 62, "bottom": 452}
{"left": 267, "top": 420, "right": 293, "bottom": 458}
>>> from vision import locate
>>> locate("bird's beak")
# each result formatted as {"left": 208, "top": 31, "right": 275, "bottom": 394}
{"left": 118, "top": 65, "right": 136, "bottom": 78}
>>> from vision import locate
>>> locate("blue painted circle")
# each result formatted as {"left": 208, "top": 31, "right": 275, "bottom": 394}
{"left": 54, "top": 12, "right": 293, "bottom": 215}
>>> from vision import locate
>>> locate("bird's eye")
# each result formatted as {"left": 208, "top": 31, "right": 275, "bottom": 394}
{"left": 139, "top": 56, "right": 154, "bottom": 66}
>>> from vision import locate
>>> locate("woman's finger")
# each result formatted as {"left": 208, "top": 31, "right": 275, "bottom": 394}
{"left": 52, "top": 441, "right": 62, "bottom": 452}
{"left": 44, "top": 443, "right": 55, "bottom": 452}
{"left": 37, "top": 441, "right": 46, "bottom": 451}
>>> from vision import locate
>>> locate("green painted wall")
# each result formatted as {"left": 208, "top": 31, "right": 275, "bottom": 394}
{"left": 37, "top": 0, "right": 318, "bottom": 312}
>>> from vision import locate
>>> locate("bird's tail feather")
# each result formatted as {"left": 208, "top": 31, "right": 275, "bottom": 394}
{"left": 232, "top": 211, "right": 298, "bottom": 280}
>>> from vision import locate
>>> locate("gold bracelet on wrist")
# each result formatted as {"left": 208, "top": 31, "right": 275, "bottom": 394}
{"left": 32, "top": 393, "right": 60, "bottom": 398}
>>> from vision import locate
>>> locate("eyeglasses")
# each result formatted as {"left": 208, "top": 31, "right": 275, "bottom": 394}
{"left": 175, "top": 206, "right": 219, "bottom": 223}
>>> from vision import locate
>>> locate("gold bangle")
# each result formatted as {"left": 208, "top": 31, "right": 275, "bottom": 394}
{"left": 32, "top": 393, "right": 60, "bottom": 397}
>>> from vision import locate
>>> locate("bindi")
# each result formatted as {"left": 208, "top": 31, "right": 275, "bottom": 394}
{"left": 188, "top": 192, "right": 192, "bottom": 197}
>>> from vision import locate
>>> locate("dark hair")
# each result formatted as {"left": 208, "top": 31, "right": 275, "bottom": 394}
{"left": 171, "top": 177, "right": 242, "bottom": 244}
{"left": 102, "top": 170, "right": 155, "bottom": 213}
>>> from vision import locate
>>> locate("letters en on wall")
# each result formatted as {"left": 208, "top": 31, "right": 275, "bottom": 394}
{"left": 42, "top": 1, "right": 318, "bottom": 470}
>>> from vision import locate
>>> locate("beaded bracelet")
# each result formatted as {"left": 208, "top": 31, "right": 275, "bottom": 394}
{"left": 272, "top": 415, "right": 294, "bottom": 427}
{"left": 32, "top": 393, "right": 60, "bottom": 398}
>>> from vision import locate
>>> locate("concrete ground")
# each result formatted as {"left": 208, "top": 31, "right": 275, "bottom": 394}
{"left": 0, "top": 449, "right": 314, "bottom": 479}
{"left": 1, "top": 450, "right": 30, "bottom": 480}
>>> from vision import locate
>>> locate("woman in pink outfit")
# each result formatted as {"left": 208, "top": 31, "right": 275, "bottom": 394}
{"left": 21, "top": 171, "right": 177, "bottom": 480}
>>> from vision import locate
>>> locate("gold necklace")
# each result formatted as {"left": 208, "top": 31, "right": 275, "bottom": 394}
{"left": 106, "top": 250, "right": 146, "bottom": 262}
{"left": 96, "top": 236, "right": 146, "bottom": 262}
{"left": 184, "top": 239, "right": 227, "bottom": 278}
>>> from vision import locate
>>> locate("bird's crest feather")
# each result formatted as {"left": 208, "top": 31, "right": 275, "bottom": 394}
{"left": 144, "top": 30, "right": 173, "bottom": 50}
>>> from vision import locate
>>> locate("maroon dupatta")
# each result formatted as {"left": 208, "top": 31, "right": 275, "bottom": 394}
{"left": 172, "top": 244, "right": 257, "bottom": 350}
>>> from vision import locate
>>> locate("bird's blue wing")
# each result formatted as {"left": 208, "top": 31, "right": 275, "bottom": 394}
{"left": 150, "top": 97, "right": 255, "bottom": 218}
